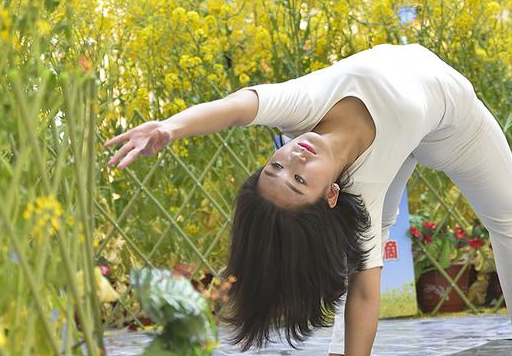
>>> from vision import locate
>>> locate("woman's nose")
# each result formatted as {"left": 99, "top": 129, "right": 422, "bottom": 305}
{"left": 291, "top": 150, "right": 307, "bottom": 163}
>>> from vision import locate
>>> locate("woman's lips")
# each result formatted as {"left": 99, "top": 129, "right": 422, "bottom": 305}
{"left": 298, "top": 142, "right": 316, "bottom": 155}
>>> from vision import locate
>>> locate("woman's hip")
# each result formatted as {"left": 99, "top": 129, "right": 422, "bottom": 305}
{"left": 412, "top": 98, "right": 502, "bottom": 172}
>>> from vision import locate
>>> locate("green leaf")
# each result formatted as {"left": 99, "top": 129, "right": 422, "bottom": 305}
{"left": 131, "top": 268, "right": 216, "bottom": 356}
{"left": 140, "top": 337, "right": 178, "bottom": 356}
{"left": 503, "top": 112, "right": 512, "bottom": 133}
{"left": 439, "top": 239, "right": 452, "bottom": 269}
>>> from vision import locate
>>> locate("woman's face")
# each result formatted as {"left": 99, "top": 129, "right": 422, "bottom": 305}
{"left": 257, "top": 132, "right": 340, "bottom": 208}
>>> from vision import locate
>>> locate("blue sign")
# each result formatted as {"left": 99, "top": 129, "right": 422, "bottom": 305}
{"left": 380, "top": 187, "right": 418, "bottom": 317}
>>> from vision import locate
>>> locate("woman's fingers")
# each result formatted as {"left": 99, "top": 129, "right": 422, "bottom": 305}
{"left": 104, "top": 122, "right": 169, "bottom": 169}
{"left": 107, "top": 142, "right": 135, "bottom": 168}
{"left": 118, "top": 147, "right": 143, "bottom": 170}
{"left": 104, "top": 131, "right": 130, "bottom": 148}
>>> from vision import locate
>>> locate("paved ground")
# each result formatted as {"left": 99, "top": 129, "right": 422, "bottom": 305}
{"left": 105, "top": 313, "right": 512, "bottom": 356}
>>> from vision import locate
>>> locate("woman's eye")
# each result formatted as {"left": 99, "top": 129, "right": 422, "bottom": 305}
{"left": 295, "top": 175, "right": 306, "bottom": 185}
{"left": 271, "top": 162, "right": 283, "bottom": 169}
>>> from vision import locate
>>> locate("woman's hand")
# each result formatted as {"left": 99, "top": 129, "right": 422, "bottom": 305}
{"left": 104, "top": 121, "right": 172, "bottom": 170}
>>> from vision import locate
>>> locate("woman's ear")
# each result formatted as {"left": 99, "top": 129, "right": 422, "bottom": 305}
{"left": 324, "top": 183, "right": 340, "bottom": 208}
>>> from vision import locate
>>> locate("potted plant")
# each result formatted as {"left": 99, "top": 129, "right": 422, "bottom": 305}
{"left": 407, "top": 215, "right": 477, "bottom": 313}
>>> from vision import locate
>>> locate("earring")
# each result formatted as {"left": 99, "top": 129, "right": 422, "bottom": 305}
{"left": 332, "top": 183, "right": 340, "bottom": 192}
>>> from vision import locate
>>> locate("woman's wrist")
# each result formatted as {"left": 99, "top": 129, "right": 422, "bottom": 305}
{"left": 161, "top": 116, "right": 180, "bottom": 141}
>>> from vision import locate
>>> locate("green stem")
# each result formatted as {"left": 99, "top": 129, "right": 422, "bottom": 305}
{"left": 63, "top": 74, "right": 101, "bottom": 356}
{"left": 0, "top": 208, "right": 61, "bottom": 355}
{"left": 86, "top": 75, "right": 105, "bottom": 351}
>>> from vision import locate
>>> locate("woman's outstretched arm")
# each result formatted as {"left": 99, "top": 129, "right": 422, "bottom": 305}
{"left": 343, "top": 266, "right": 382, "bottom": 356}
{"left": 104, "top": 89, "right": 258, "bottom": 169}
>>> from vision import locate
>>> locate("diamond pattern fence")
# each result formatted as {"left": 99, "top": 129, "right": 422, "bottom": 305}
{"left": 97, "top": 121, "right": 277, "bottom": 329}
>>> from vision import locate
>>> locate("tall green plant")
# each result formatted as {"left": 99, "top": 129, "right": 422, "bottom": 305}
{"left": 0, "top": 2, "right": 105, "bottom": 354}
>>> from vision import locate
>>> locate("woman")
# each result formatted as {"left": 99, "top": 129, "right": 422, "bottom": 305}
{"left": 104, "top": 43, "right": 512, "bottom": 355}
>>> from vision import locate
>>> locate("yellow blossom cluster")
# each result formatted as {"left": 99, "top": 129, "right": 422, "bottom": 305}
{"left": 0, "top": 5, "right": 11, "bottom": 41}
{"left": 185, "top": 223, "right": 200, "bottom": 235}
{"left": 22, "top": 195, "right": 63, "bottom": 244}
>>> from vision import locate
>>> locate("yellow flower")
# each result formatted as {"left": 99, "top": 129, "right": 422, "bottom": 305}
{"left": 207, "top": 0, "right": 222, "bottom": 13}
{"left": 484, "top": 1, "right": 501, "bottom": 16}
{"left": 203, "top": 52, "right": 214, "bottom": 63}
{"left": 172, "top": 140, "right": 188, "bottom": 157}
{"left": 164, "top": 73, "right": 180, "bottom": 88}
{"left": 239, "top": 73, "right": 250, "bottom": 85}
{"left": 213, "top": 63, "right": 225, "bottom": 74}
{"left": 220, "top": 3, "right": 234, "bottom": 17}
{"left": 170, "top": 98, "right": 187, "bottom": 113}
{"left": 171, "top": 7, "right": 186, "bottom": 23}
{"left": 204, "top": 15, "right": 217, "bottom": 30}
{"left": 186, "top": 11, "right": 200, "bottom": 25}
{"left": 0, "top": 321, "right": 6, "bottom": 347}
{"left": 186, "top": 224, "right": 200, "bottom": 235}
{"left": 50, "top": 217, "right": 60, "bottom": 230}
{"left": 36, "top": 20, "right": 51, "bottom": 36}
{"left": 23, "top": 203, "right": 34, "bottom": 220}
{"left": 0, "top": 8, "right": 12, "bottom": 29}
{"left": 256, "top": 155, "right": 267, "bottom": 166}
{"left": 455, "top": 12, "right": 475, "bottom": 32}
{"left": 24, "top": 195, "right": 63, "bottom": 243}
{"left": 310, "top": 60, "right": 328, "bottom": 71}
{"left": 475, "top": 46, "right": 487, "bottom": 58}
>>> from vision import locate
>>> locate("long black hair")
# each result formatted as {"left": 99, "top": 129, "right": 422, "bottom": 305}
{"left": 219, "top": 167, "right": 375, "bottom": 351}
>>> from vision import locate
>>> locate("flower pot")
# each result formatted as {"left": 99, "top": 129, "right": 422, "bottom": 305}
{"left": 416, "top": 262, "right": 470, "bottom": 313}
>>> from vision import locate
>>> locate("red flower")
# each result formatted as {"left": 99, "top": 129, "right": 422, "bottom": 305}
{"left": 453, "top": 226, "right": 467, "bottom": 239}
{"left": 422, "top": 221, "right": 437, "bottom": 230}
{"left": 410, "top": 226, "right": 421, "bottom": 238}
{"left": 468, "top": 237, "right": 484, "bottom": 249}
{"left": 423, "top": 232, "right": 433, "bottom": 244}
{"left": 99, "top": 264, "right": 109, "bottom": 277}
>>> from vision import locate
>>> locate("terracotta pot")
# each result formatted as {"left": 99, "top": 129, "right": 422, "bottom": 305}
{"left": 416, "top": 262, "right": 470, "bottom": 313}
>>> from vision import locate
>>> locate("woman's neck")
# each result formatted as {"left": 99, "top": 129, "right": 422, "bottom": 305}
{"left": 312, "top": 97, "right": 376, "bottom": 176}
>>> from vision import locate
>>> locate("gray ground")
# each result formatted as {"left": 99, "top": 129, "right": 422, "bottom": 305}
{"left": 105, "top": 313, "right": 512, "bottom": 356}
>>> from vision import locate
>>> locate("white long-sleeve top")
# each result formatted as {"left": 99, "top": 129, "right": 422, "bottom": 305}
{"left": 242, "top": 43, "right": 477, "bottom": 269}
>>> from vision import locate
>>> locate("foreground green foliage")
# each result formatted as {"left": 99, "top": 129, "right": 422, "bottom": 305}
{"left": 131, "top": 268, "right": 217, "bottom": 356}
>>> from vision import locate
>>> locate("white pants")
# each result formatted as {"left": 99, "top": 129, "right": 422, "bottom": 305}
{"left": 329, "top": 97, "right": 512, "bottom": 354}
